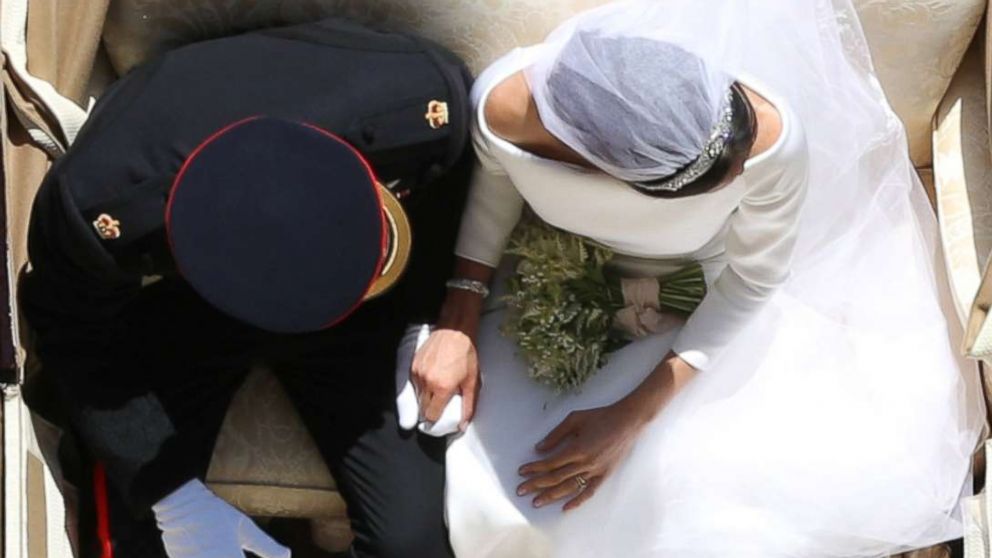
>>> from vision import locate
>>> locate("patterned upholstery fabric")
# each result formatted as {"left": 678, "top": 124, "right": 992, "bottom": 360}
{"left": 205, "top": 367, "right": 352, "bottom": 549}
{"left": 102, "top": 0, "right": 608, "bottom": 76}
{"left": 207, "top": 369, "right": 345, "bottom": 517}
{"left": 934, "top": 33, "right": 992, "bottom": 325}
{"left": 205, "top": 367, "right": 338, "bottom": 496}
{"left": 855, "top": 0, "right": 984, "bottom": 166}
{"left": 102, "top": 0, "right": 985, "bottom": 168}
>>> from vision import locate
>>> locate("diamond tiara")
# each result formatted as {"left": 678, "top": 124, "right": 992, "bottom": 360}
{"left": 633, "top": 89, "right": 736, "bottom": 193}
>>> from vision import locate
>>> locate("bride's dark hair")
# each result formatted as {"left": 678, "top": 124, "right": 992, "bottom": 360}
{"left": 637, "top": 83, "right": 758, "bottom": 199}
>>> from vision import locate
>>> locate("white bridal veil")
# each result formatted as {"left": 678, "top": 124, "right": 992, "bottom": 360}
{"left": 489, "top": 0, "right": 985, "bottom": 555}
{"left": 525, "top": 17, "right": 736, "bottom": 182}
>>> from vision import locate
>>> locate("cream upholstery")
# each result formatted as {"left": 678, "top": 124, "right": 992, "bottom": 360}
{"left": 205, "top": 367, "right": 353, "bottom": 549}
{"left": 102, "top": 0, "right": 985, "bottom": 169}
{"left": 934, "top": 33, "right": 992, "bottom": 325}
{"left": 855, "top": 0, "right": 984, "bottom": 166}
{"left": 102, "top": 0, "right": 610, "bottom": 77}
{"left": 205, "top": 368, "right": 342, "bottom": 515}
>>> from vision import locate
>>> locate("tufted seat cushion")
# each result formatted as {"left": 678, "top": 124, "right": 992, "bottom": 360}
{"left": 205, "top": 367, "right": 343, "bottom": 515}
{"left": 933, "top": 32, "right": 992, "bottom": 325}
{"left": 205, "top": 367, "right": 353, "bottom": 549}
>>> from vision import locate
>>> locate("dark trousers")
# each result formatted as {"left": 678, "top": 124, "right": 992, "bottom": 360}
{"left": 66, "top": 279, "right": 453, "bottom": 558}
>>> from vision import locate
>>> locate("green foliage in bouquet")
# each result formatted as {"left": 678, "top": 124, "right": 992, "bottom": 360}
{"left": 502, "top": 219, "right": 624, "bottom": 392}
{"left": 502, "top": 218, "right": 707, "bottom": 392}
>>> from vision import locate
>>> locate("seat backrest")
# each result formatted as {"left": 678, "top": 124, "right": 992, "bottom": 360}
{"left": 100, "top": 0, "right": 984, "bottom": 168}
{"left": 853, "top": 0, "right": 985, "bottom": 166}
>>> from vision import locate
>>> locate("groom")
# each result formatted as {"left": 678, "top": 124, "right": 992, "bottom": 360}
{"left": 20, "top": 18, "right": 471, "bottom": 558}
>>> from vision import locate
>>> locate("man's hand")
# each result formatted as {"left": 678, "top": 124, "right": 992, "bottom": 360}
{"left": 410, "top": 328, "right": 480, "bottom": 431}
{"left": 153, "top": 479, "right": 291, "bottom": 558}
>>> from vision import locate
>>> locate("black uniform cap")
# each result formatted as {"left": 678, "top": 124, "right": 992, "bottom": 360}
{"left": 166, "top": 117, "right": 409, "bottom": 333}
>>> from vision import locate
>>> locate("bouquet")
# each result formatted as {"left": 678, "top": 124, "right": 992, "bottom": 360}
{"left": 502, "top": 218, "right": 707, "bottom": 392}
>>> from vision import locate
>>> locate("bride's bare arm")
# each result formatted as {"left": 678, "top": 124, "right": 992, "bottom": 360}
{"left": 626, "top": 352, "right": 699, "bottom": 421}
{"left": 438, "top": 257, "right": 495, "bottom": 335}
{"left": 410, "top": 257, "right": 496, "bottom": 430}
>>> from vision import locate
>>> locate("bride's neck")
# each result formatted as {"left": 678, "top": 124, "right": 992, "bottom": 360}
{"left": 741, "top": 85, "right": 782, "bottom": 160}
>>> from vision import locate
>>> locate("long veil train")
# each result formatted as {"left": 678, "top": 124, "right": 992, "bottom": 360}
{"left": 446, "top": 1, "right": 986, "bottom": 556}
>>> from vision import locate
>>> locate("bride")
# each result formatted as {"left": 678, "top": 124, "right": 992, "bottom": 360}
{"left": 409, "top": 0, "right": 985, "bottom": 555}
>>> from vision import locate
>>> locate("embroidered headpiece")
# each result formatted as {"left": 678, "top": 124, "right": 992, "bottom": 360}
{"left": 632, "top": 89, "right": 735, "bottom": 193}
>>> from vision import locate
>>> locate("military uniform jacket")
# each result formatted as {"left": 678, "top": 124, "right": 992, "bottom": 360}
{"left": 21, "top": 18, "right": 473, "bottom": 514}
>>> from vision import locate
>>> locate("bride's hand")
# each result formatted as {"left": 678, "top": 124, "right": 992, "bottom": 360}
{"left": 517, "top": 352, "right": 697, "bottom": 511}
{"left": 516, "top": 400, "right": 649, "bottom": 511}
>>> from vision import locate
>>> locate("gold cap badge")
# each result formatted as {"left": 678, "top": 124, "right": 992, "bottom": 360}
{"left": 425, "top": 100, "right": 449, "bottom": 129}
{"left": 93, "top": 214, "right": 122, "bottom": 240}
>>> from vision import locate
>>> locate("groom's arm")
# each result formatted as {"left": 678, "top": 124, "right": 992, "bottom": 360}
{"left": 22, "top": 176, "right": 199, "bottom": 516}
{"left": 391, "top": 151, "right": 475, "bottom": 325}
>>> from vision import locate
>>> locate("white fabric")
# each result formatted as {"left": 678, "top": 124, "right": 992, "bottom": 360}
{"left": 152, "top": 479, "right": 291, "bottom": 558}
{"left": 455, "top": 46, "right": 806, "bottom": 371}
{"left": 0, "top": 0, "right": 91, "bottom": 154}
{"left": 396, "top": 324, "right": 463, "bottom": 437}
{"left": 446, "top": 1, "right": 985, "bottom": 556}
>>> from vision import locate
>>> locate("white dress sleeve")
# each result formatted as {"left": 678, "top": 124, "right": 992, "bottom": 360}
{"left": 453, "top": 162, "right": 523, "bottom": 267}
{"left": 671, "top": 152, "right": 809, "bottom": 371}
{"left": 453, "top": 104, "right": 526, "bottom": 267}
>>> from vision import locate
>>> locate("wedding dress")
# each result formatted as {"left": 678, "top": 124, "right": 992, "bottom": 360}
{"left": 444, "top": 1, "right": 986, "bottom": 556}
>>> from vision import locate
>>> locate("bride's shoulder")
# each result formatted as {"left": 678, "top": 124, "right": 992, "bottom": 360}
{"left": 467, "top": 49, "right": 536, "bottom": 170}
{"left": 776, "top": 102, "right": 809, "bottom": 169}
{"left": 482, "top": 72, "right": 530, "bottom": 143}
{"left": 470, "top": 48, "right": 536, "bottom": 115}
{"left": 744, "top": 94, "right": 808, "bottom": 178}
{"left": 468, "top": 48, "right": 537, "bottom": 154}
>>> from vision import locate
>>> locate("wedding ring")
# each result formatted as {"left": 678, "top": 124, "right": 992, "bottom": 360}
{"left": 575, "top": 475, "right": 588, "bottom": 493}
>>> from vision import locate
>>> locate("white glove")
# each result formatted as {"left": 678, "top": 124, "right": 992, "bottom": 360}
{"left": 152, "top": 479, "right": 291, "bottom": 558}
{"left": 396, "top": 324, "right": 463, "bottom": 437}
